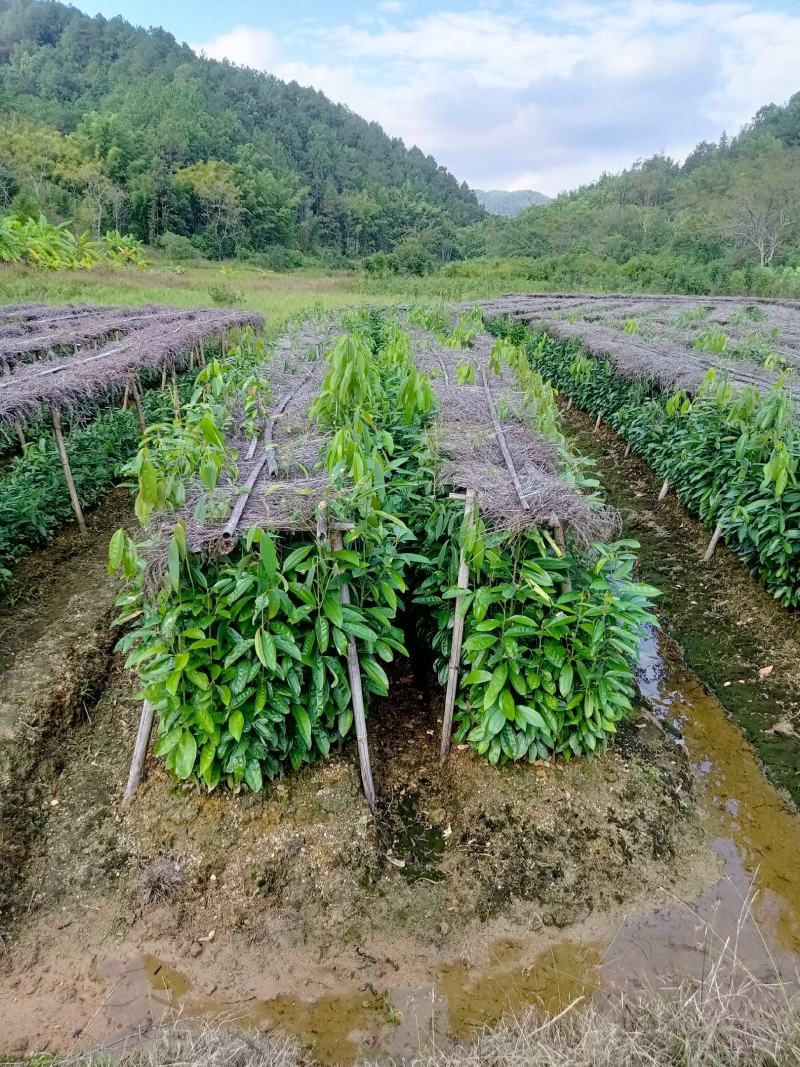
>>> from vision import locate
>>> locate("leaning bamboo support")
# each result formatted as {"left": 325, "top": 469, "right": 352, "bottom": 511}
{"left": 122, "top": 382, "right": 130, "bottom": 410}
{"left": 13, "top": 417, "right": 26, "bottom": 453}
{"left": 566, "top": 396, "right": 573, "bottom": 411}
{"left": 594, "top": 413, "right": 602, "bottom": 431}
{"left": 481, "top": 368, "right": 529, "bottom": 510}
{"left": 703, "top": 521, "right": 724, "bottom": 562}
{"left": 624, "top": 441, "right": 632, "bottom": 458}
{"left": 129, "top": 378, "right": 146, "bottom": 434}
{"left": 220, "top": 373, "right": 312, "bottom": 552}
{"left": 330, "top": 524, "right": 376, "bottom": 810}
{"left": 658, "top": 479, "right": 670, "bottom": 502}
{"left": 441, "top": 489, "right": 477, "bottom": 764}
{"left": 122, "top": 700, "right": 155, "bottom": 806}
{"left": 50, "top": 406, "right": 87, "bottom": 536}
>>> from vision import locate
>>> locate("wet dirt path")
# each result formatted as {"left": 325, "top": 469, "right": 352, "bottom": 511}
{"left": 563, "top": 406, "right": 800, "bottom": 806}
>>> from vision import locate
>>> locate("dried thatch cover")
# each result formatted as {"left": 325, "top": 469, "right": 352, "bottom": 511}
{"left": 410, "top": 324, "right": 618, "bottom": 545}
{"left": 146, "top": 319, "right": 340, "bottom": 577}
{"left": 0, "top": 306, "right": 193, "bottom": 368}
{"left": 0, "top": 306, "right": 263, "bottom": 425}
{"left": 476, "top": 294, "right": 800, "bottom": 407}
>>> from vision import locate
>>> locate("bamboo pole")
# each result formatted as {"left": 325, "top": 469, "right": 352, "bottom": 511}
{"left": 122, "top": 700, "right": 155, "bottom": 806}
{"left": 161, "top": 362, "right": 168, "bottom": 389}
{"left": 220, "top": 374, "right": 312, "bottom": 553}
{"left": 171, "top": 364, "right": 181, "bottom": 421}
{"left": 199, "top": 338, "right": 206, "bottom": 366}
{"left": 13, "top": 418, "right": 26, "bottom": 453}
{"left": 50, "top": 406, "right": 87, "bottom": 536}
{"left": 129, "top": 378, "right": 146, "bottom": 434}
{"left": 658, "top": 479, "right": 670, "bottom": 501}
{"left": 441, "top": 489, "right": 477, "bottom": 764}
{"left": 481, "top": 369, "right": 529, "bottom": 510}
{"left": 330, "top": 524, "right": 376, "bottom": 810}
{"left": 703, "top": 521, "right": 724, "bottom": 562}
{"left": 594, "top": 413, "right": 602, "bottom": 431}
{"left": 624, "top": 441, "right": 632, "bottom": 458}
{"left": 122, "top": 382, "right": 130, "bottom": 410}
{"left": 566, "top": 396, "right": 573, "bottom": 411}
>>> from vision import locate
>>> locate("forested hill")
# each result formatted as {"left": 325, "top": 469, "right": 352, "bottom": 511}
{"left": 0, "top": 0, "right": 482, "bottom": 261}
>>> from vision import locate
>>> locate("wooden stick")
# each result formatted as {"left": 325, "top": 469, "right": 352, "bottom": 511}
{"left": 51, "top": 406, "right": 87, "bottom": 536}
{"left": 481, "top": 368, "right": 529, "bottom": 510}
{"left": 171, "top": 364, "right": 181, "bottom": 421}
{"left": 220, "top": 374, "right": 312, "bottom": 552}
{"left": 122, "top": 700, "right": 155, "bottom": 806}
{"left": 161, "top": 363, "right": 168, "bottom": 389}
{"left": 129, "top": 378, "right": 146, "bottom": 434}
{"left": 658, "top": 479, "right": 670, "bottom": 502}
{"left": 199, "top": 338, "right": 206, "bottom": 366}
{"left": 703, "top": 521, "right": 724, "bottom": 562}
{"left": 13, "top": 417, "right": 26, "bottom": 453}
{"left": 330, "top": 525, "right": 376, "bottom": 810}
{"left": 594, "top": 413, "right": 602, "bottom": 431}
{"left": 624, "top": 441, "right": 632, "bottom": 458}
{"left": 441, "top": 489, "right": 477, "bottom": 764}
{"left": 566, "top": 396, "right": 573, "bottom": 411}
{"left": 122, "top": 382, "right": 130, "bottom": 410}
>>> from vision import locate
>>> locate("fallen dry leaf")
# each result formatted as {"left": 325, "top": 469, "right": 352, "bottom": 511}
{"left": 758, "top": 664, "right": 774, "bottom": 679}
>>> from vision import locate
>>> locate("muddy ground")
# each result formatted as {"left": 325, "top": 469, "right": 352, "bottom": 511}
{"left": 2, "top": 419, "right": 800, "bottom": 1061}
{"left": 564, "top": 408, "right": 800, "bottom": 805}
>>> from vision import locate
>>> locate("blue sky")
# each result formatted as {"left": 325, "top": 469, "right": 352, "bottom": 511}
{"left": 70, "top": 1, "right": 800, "bottom": 194}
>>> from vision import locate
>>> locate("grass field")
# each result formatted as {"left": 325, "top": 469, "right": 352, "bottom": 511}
{"left": 0, "top": 259, "right": 541, "bottom": 336}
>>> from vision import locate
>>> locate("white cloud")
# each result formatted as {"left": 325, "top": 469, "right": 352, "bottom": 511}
{"left": 191, "top": 26, "right": 278, "bottom": 71}
{"left": 192, "top": 3, "right": 800, "bottom": 195}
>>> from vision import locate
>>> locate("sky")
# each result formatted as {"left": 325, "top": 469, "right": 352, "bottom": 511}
{"left": 70, "top": 0, "right": 800, "bottom": 196}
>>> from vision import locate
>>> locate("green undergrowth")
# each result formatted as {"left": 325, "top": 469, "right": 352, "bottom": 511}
{"left": 489, "top": 317, "right": 800, "bottom": 609}
{"left": 110, "top": 311, "right": 659, "bottom": 791}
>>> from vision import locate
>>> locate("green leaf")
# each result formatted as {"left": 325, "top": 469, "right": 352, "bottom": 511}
{"left": 245, "top": 759, "right": 263, "bottom": 792}
{"left": 175, "top": 731, "right": 197, "bottom": 780}
{"left": 254, "top": 628, "right": 277, "bottom": 671}
{"left": 322, "top": 593, "right": 344, "bottom": 628}
{"left": 559, "top": 662, "right": 574, "bottom": 698}
{"left": 228, "top": 710, "right": 244, "bottom": 742}
{"left": 483, "top": 663, "right": 508, "bottom": 710}
{"left": 292, "top": 705, "right": 312, "bottom": 748}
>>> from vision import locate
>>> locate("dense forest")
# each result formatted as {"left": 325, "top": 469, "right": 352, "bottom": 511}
{"left": 466, "top": 97, "right": 800, "bottom": 294}
{"left": 0, "top": 0, "right": 482, "bottom": 265}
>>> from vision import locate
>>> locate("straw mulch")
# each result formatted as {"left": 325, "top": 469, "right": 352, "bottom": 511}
{"left": 0, "top": 306, "right": 263, "bottom": 425}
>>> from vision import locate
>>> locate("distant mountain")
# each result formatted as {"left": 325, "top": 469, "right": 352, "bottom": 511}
{"left": 475, "top": 189, "right": 551, "bottom": 216}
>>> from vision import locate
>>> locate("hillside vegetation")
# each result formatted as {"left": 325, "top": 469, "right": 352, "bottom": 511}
{"left": 0, "top": 0, "right": 481, "bottom": 264}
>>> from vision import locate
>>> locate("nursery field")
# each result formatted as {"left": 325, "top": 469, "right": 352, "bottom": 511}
{"left": 0, "top": 289, "right": 799, "bottom": 1064}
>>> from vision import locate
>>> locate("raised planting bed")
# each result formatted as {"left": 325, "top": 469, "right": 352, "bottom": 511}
{"left": 482, "top": 295, "right": 800, "bottom": 608}
{"left": 110, "top": 308, "right": 658, "bottom": 805}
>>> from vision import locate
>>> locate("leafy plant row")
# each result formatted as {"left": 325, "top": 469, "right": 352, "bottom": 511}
{"left": 111, "top": 312, "right": 660, "bottom": 790}
{"left": 489, "top": 318, "right": 800, "bottom": 608}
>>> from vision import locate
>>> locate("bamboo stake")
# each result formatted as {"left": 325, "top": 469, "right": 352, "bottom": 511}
{"left": 703, "top": 521, "right": 724, "bottom": 562}
{"left": 129, "top": 378, "right": 146, "bottom": 434}
{"left": 481, "top": 368, "right": 529, "bottom": 510}
{"left": 330, "top": 524, "right": 376, "bottom": 810}
{"left": 220, "top": 374, "right": 312, "bottom": 552}
{"left": 161, "top": 362, "right": 168, "bottom": 389}
{"left": 624, "top": 441, "right": 632, "bottom": 458}
{"left": 199, "top": 338, "right": 206, "bottom": 366}
{"left": 13, "top": 418, "right": 26, "bottom": 453}
{"left": 171, "top": 364, "right": 181, "bottom": 421}
{"left": 122, "top": 700, "right": 155, "bottom": 806}
{"left": 122, "top": 382, "right": 130, "bottom": 410}
{"left": 50, "top": 406, "right": 87, "bottom": 536}
{"left": 566, "top": 396, "right": 573, "bottom": 411}
{"left": 441, "top": 489, "right": 477, "bottom": 764}
{"left": 594, "top": 413, "right": 602, "bottom": 431}
{"left": 658, "top": 479, "right": 670, "bottom": 501}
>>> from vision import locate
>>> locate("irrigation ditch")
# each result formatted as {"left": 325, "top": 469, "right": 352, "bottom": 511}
{"left": 0, "top": 299, "right": 799, "bottom": 1062}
